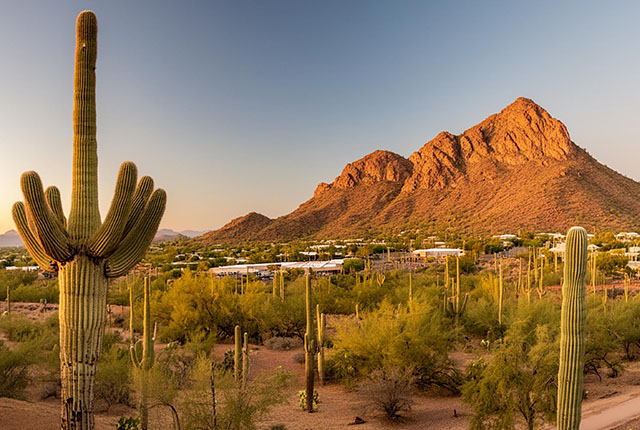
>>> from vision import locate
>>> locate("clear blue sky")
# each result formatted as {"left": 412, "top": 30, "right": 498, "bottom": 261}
{"left": 1, "top": 1, "right": 639, "bottom": 233}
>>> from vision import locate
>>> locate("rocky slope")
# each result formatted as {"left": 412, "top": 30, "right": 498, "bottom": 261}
{"left": 198, "top": 97, "right": 640, "bottom": 243}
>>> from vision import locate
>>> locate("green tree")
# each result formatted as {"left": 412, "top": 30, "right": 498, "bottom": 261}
{"left": 463, "top": 322, "right": 558, "bottom": 430}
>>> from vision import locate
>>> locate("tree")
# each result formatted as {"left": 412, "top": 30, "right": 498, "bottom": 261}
{"left": 463, "top": 323, "right": 558, "bottom": 430}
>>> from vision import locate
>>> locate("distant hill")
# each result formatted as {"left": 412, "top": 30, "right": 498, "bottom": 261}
{"left": 153, "top": 229, "right": 209, "bottom": 243}
{"left": 0, "top": 230, "right": 24, "bottom": 248}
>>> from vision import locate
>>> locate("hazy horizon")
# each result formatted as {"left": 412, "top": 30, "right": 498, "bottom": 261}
{"left": 2, "top": 1, "right": 640, "bottom": 234}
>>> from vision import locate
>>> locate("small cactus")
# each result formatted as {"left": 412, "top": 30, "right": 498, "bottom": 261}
{"left": 557, "top": 226, "right": 588, "bottom": 429}
{"left": 129, "top": 277, "right": 155, "bottom": 430}
{"left": 316, "top": 304, "right": 326, "bottom": 385}
{"left": 304, "top": 274, "right": 316, "bottom": 412}
{"left": 242, "top": 332, "right": 249, "bottom": 389}
{"left": 234, "top": 325, "right": 242, "bottom": 383}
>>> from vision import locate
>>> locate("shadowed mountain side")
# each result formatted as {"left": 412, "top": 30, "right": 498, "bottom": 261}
{"left": 198, "top": 98, "right": 640, "bottom": 243}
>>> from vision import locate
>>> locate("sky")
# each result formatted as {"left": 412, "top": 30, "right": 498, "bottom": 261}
{"left": 1, "top": 1, "right": 640, "bottom": 234}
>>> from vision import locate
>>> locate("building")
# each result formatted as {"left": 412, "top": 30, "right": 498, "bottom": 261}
{"left": 412, "top": 248, "right": 464, "bottom": 258}
{"left": 209, "top": 259, "right": 345, "bottom": 277}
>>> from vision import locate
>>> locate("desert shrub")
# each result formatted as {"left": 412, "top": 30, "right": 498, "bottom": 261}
{"left": 584, "top": 295, "right": 623, "bottom": 379}
{"left": 180, "top": 355, "right": 291, "bottom": 430}
{"left": 359, "top": 366, "right": 414, "bottom": 419}
{"left": 0, "top": 339, "right": 39, "bottom": 398}
{"left": 9, "top": 281, "right": 59, "bottom": 303}
{"left": 116, "top": 416, "right": 140, "bottom": 430}
{"left": 462, "top": 319, "right": 558, "bottom": 430}
{"left": 609, "top": 299, "right": 640, "bottom": 360}
{"left": 343, "top": 258, "right": 365, "bottom": 273}
{"left": 292, "top": 351, "right": 305, "bottom": 364}
{"left": 329, "top": 300, "right": 459, "bottom": 392}
{"left": 95, "top": 344, "right": 131, "bottom": 410}
{"left": 264, "top": 336, "right": 301, "bottom": 351}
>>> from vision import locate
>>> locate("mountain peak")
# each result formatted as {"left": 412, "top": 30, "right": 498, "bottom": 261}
{"left": 315, "top": 150, "right": 412, "bottom": 197}
{"left": 402, "top": 97, "right": 574, "bottom": 192}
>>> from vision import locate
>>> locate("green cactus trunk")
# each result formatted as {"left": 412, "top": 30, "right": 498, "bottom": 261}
{"left": 498, "top": 262, "right": 503, "bottom": 326}
{"left": 557, "top": 227, "right": 588, "bottom": 429}
{"left": 129, "top": 277, "right": 155, "bottom": 430}
{"left": 304, "top": 274, "right": 316, "bottom": 412}
{"left": 59, "top": 257, "right": 108, "bottom": 429}
{"left": 234, "top": 325, "right": 242, "bottom": 383}
{"left": 12, "top": 12, "right": 165, "bottom": 430}
{"left": 316, "top": 305, "right": 325, "bottom": 385}
{"left": 242, "top": 332, "right": 249, "bottom": 389}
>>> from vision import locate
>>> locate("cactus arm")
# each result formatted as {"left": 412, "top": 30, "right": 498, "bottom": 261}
{"left": 557, "top": 226, "right": 588, "bottom": 429}
{"left": 88, "top": 162, "right": 137, "bottom": 257}
{"left": 68, "top": 11, "right": 101, "bottom": 241}
{"left": 45, "top": 186, "right": 67, "bottom": 228}
{"left": 21, "top": 171, "right": 74, "bottom": 262}
{"left": 105, "top": 189, "right": 166, "bottom": 278}
{"left": 122, "top": 176, "right": 154, "bottom": 237}
{"left": 12, "top": 202, "right": 55, "bottom": 271}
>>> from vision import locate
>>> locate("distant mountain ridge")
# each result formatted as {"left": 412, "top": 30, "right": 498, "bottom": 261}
{"left": 0, "top": 230, "right": 23, "bottom": 247}
{"left": 199, "top": 97, "right": 640, "bottom": 243}
{"left": 153, "top": 229, "right": 209, "bottom": 242}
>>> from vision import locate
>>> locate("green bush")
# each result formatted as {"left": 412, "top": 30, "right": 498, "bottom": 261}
{"left": 329, "top": 300, "right": 459, "bottom": 392}
{"left": 95, "top": 343, "right": 131, "bottom": 410}
{"left": 0, "top": 339, "right": 40, "bottom": 398}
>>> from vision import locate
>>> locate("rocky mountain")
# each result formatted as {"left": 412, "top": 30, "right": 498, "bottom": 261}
{"left": 0, "top": 230, "right": 24, "bottom": 247}
{"left": 198, "top": 97, "right": 640, "bottom": 243}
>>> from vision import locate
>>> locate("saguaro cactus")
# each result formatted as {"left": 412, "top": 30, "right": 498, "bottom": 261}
{"left": 304, "top": 274, "right": 316, "bottom": 412}
{"left": 234, "top": 325, "right": 242, "bottom": 383}
{"left": 557, "top": 226, "right": 588, "bottom": 430}
{"left": 242, "top": 332, "right": 249, "bottom": 389}
{"left": 316, "top": 304, "right": 326, "bottom": 385}
{"left": 12, "top": 11, "right": 166, "bottom": 430}
{"left": 130, "top": 278, "right": 156, "bottom": 430}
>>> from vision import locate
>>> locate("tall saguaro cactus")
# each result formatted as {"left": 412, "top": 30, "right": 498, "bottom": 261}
{"left": 557, "top": 226, "right": 588, "bottom": 430}
{"left": 12, "top": 11, "right": 166, "bottom": 430}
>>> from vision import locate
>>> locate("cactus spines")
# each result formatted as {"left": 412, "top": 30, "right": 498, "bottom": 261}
{"left": 6, "top": 285, "right": 10, "bottom": 316}
{"left": 242, "top": 332, "right": 249, "bottom": 389}
{"left": 234, "top": 325, "right": 241, "bottom": 383}
{"left": 557, "top": 226, "right": 588, "bottom": 430}
{"left": 11, "top": 12, "right": 166, "bottom": 430}
{"left": 129, "top": 277, "right": 155, "bottom": 430}
{"left": 304, "top": 274, "right": 316, "bottom": 412}
{"left": 316, "top": 304, "right": 326, "bottom": 385}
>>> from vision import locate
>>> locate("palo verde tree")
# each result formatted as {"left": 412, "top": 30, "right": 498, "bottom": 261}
{"left": 12, "top": 11, "right": 166, "bottom": 430}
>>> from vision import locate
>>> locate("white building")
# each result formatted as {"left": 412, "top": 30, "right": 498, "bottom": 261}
{"left": 413, "top": 248, "right": 464, "bottom": 258}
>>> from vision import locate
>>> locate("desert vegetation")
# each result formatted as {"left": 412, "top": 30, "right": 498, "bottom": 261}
{"left": 4, "top": 224, "right": 640, "bottom": 429}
